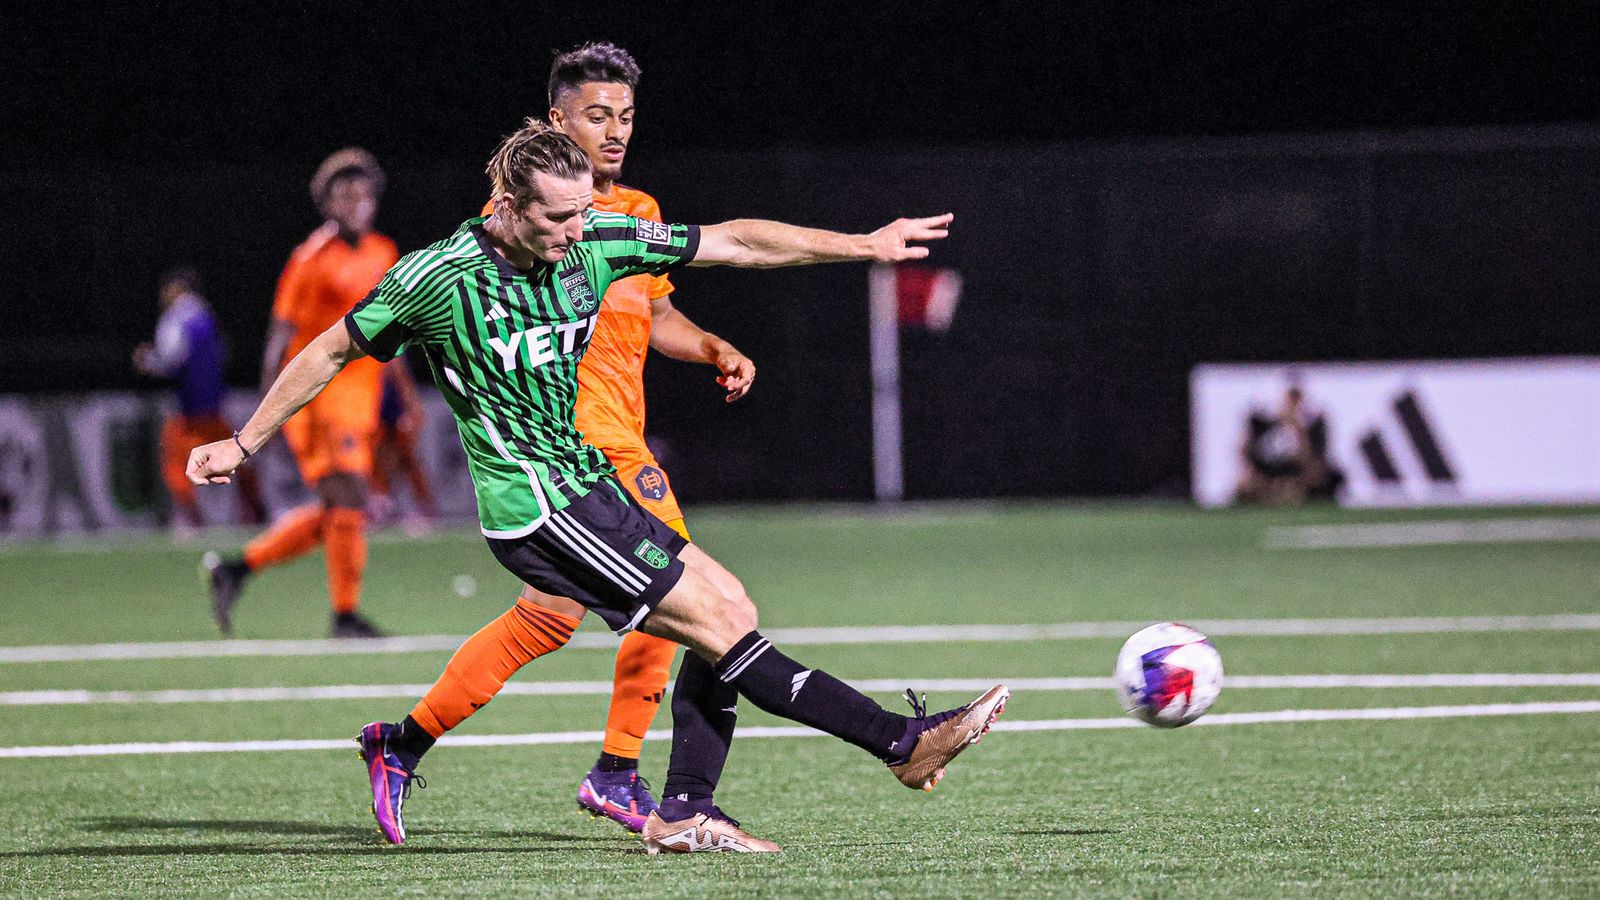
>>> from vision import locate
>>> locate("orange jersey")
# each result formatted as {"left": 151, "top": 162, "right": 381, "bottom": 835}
{"left": 271, "top": 223, "right": 398, "bottom": 405}
{"left": 273, "top": 224, "right": 398, "bottom": 482}
{"left": 480, "top": 185, "right": 673, "bottom": 446}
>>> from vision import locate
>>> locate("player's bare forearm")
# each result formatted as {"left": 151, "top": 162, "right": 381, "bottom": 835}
{"left": 648, "top": 300, "right": 717, "bottom": 364}
{"left": 690, "top": 213, "right": 952, "bottom": 268}
{"left": 188, "top": 322, "right": 365, "bottom": 484}
{"left": 241, "top": 323, "right": 364, "bottom": 451}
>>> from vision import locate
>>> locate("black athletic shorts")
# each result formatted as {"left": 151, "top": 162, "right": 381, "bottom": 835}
{"left": 485, "top": 480, "right": 689, "bottom": 635}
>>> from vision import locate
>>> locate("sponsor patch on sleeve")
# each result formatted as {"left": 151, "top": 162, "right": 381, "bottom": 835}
{"left": 635, "top": 219, "right": 672, "bottom": 245}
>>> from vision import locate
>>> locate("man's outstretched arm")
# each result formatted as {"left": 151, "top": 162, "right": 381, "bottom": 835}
{"left": 186, "top": 321, "right": 367, "bottom": 484}
{"left": 689, "top": 213, "right": 952, "bottom": 268}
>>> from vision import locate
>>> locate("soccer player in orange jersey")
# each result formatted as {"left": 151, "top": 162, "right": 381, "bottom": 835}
{"left": 399, "top": 43, "right": 755, "bottom": 831}
{"left": 203, "top": 148, "right": 399, "bottom": 638}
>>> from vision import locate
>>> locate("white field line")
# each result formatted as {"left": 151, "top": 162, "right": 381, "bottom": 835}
{"left": 3, "top": 700, "right": 1597, "bottom": 759}
{"left": 1265, "top": 516, "right": 1600, "bottom": 549}
{"left": 6, "top": 673, "right": 1600, "bottom": 707}
{"left": 6, "top": 614, "right": 1600, "bottom": 664}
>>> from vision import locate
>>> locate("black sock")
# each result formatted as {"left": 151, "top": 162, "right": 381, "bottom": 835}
{"left": 596, "top": 751, "right": 638, "bottom": 773}
{"left": 391, "top": 715, "right": 436, "bottom": 770}
{"left": 715, "top": 631, "right": 908, "bottom": 762}
{"left": 663, "top": 651, "right": 739, "bottom": 806}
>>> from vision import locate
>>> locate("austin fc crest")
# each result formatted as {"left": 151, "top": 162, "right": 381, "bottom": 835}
{"left": 634, "top": 539, "right": 671, "bottom": 570}
{"left": 559, "top": 267, "right": 598, "bottom": 314}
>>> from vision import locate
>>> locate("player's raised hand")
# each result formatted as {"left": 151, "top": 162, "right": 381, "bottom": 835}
{"left": 864, "top": 213, "right": 953, "bottom": 262}
{"left": 715, "top": 348, "right": 757, "bottom": 403}
{"left": 187, "top": 438, "right": 246, "bottom": 485}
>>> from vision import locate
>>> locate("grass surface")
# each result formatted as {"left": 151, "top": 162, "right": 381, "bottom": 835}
{"left": 1, "top": 502, "right": 1598, "bottom": 896}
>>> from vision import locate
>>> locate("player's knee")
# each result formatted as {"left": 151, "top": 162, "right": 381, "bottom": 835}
{"left": 722, "top": 591, "right": 759, "bottom": 634}
{"left": 318, "top": 473, "right": 366, "bottom": 509}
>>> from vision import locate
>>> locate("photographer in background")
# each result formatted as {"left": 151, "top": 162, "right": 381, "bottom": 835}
{"left": 1234, "top": 381, "right": 1344, "bottom": 505}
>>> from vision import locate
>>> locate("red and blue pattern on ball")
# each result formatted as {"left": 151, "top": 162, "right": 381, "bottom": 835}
{"left": 1139, "top": 645, "right": 1198, "bottom": 711}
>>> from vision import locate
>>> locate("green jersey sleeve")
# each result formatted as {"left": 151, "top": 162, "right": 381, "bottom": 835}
{"left": 343, "top": 269, "right": 417, "bottom": 362}
{"left": 581, "top": 210, "right": 700, "bottom": 281}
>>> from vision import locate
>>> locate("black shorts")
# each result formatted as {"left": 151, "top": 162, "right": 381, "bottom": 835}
{"left": 485, "top": 480, "right": 689, "bottom": 634}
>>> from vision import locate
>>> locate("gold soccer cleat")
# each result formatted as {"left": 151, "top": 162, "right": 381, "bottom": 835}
{"left": 641, "top": 810, "right": 781, "bottom": 855}
{"left": 888, "top": 684, "right": 1009, "bottom": 792}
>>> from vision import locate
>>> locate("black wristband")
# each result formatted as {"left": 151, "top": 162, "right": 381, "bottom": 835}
{"left": 232, "top": 431, "right": 253, "bottom": 461}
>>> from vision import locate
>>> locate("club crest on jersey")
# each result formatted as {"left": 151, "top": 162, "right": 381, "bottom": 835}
{"left": 635, "top": 219, "right": 672, "bottom": 245}
{"left": 634, "top": 465, "right": 669, "bottom": 501}
{"left": 559, "top": 266, "right": 598, "bottom": 314}
{"left": 634, "top": 539, "right": 671, "bottom": 570}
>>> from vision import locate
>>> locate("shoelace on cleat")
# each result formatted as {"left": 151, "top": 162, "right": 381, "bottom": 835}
{"left": 902, "top": 688, "right": 928, "bottom": 719}
{"left": 400, "top": 773, "right": 426, "bottom": 800}
{"left": 705, "top": 805, "right": 741, "bottom": 828}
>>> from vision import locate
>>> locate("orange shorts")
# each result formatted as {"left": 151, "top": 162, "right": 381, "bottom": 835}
{"left": 162, "top": 413, "right": 234, "bottom": 497}
{"left": 282, "top": 384, "right": 378, "bottom": 485}
{"left": 594, "top": 433, "right": 684, "bottom": 526}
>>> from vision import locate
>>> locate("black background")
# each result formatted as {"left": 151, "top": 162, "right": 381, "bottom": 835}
{"left": 4, "top": 3, "right": 1599, "bottom": 500}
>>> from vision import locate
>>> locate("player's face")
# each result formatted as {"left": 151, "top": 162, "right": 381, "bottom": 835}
{"left": 324, "top": 175, "right": 379, "bottom": 237}
{"left": 507, "top": 172, "right": 593, "bottom": 263}
{"left": 551, "top": 82, "right": 634, "bottom": 186}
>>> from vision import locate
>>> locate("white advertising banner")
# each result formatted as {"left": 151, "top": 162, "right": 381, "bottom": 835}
{"left": 1191, "top": 358, "right": 1600, "bottom": 508}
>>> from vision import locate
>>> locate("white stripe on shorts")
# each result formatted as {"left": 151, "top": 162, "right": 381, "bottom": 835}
{"left": 556, "top": 511, "right": 658, "bottom": 583}
{"left": 544, "top": 516, "right": 646, "bottom": 595}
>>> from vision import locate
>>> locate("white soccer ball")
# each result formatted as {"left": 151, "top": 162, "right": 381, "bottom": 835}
{"left": 1114, "top": 623, "right": 1223, "bottom": 728}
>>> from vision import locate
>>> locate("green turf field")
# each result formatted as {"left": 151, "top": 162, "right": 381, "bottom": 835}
{"left": 2, "top": 503, "right": 1598, "bottom": 896}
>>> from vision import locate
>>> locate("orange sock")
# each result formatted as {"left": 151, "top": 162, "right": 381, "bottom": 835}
{"left": 599, "top": 515, "right": 690, "bottom": 759}
{"left": 323, "top": 507, "right": 367, "bottom": 615}
{"left": 242, "top": 505, "right": 325, "bottom": 571}
{"left": 409, "top": 600, "right": 581, "bottom": 737}
{"left": 602, "top": 630, "right": 680, "bottom": 758}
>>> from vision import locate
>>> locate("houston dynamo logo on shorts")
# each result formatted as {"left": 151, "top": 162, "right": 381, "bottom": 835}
{"left": 558, "top": 266, "right": 598, "bottom": 314}
{"left": 634, "top": 539, "right": 671, "bottom": 570}
{"left": 634, "top": 465, "right": 669, "bottom": 502}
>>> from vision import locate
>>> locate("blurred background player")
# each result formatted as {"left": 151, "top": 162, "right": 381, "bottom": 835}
{"left": 408, "top": 43, "right": 758, "bottom": 832}
{"left": 370, "top": 360, "right": 437, "bottom": 535}
{"left": 134, "top": 266, "right": 266, "bottom": 536}
{"left": 203, "top": 149, "right": 398, "bottom": 637}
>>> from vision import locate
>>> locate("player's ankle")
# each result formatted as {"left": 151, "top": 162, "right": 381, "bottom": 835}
{"left": 595, "top": 751, "right": 638, "bottom": 773}
{"left": 658, "top": 792, "right": 714, "bottom": 821}
{"left": 392, "top": 715, "right": 436, "bottom": 769}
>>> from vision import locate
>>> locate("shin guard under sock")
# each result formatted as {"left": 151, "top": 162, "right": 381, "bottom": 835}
{"left": 663, "top": 651, "right": 739, "bottom": 802}
{"left": 714, "top": 631, "right": 908, "bottom": 762}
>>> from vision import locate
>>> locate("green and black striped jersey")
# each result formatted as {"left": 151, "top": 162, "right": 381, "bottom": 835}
{"left": 345, "top": 212, "right": 699, "bottom": 537}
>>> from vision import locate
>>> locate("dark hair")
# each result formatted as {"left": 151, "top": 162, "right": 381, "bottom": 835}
{"left": 309, "top": 147, "right": 385, "bottom": 210}
{"left": 547, "top": 42, "right": 641, "bottom": 107}
{"left": 159, "top": 265, "right": 202, "bottom": 295}
{"left": 486, "top": 118, "right": 593, "bottom": 208}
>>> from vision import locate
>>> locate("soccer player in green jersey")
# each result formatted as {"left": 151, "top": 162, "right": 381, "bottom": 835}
{"left": 188, "top": 119, "right": 1008, "bottom": 854}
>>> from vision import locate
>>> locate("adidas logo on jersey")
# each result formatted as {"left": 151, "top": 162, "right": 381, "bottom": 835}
{"left": 483, "top": 302, "right": 509, "bottom": 323}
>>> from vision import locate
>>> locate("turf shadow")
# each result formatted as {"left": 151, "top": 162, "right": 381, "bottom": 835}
{"left": 1005, "top": 828, "right": 1118, "bottom": 837}
{"left": 76, "top": 816, "right": 604, "bottom": 843}
{"left": 0, "top": 842, "right": 624, "bottom": 859}
{"left": 80, "top": 817, "right": 380, "bottom": 839}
